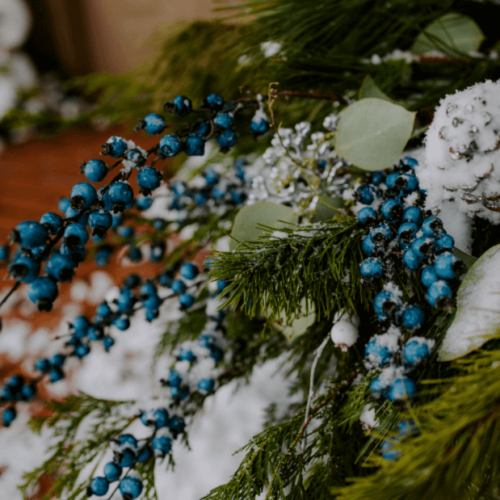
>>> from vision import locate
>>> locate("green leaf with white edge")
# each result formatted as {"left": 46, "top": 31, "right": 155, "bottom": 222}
{"left": 311, "top": 196, "right": 344, "bottom": 222}
{"left": 334, "top": 98, "right": 415, "bottom": 171}
{"left": 274, "top": 297, "right": 316, "bottom": 341}
{"left": 439, "top": 244, "right": 500, "bottom": 362}
{"left": 412, "top": 13, "right": 484, "bottom": 56}
{"left": 229, "top": 201, "right": 298, "bottom": 251}
{"left": 453, "top": 247, "right": 477, "bottom": 270}
{"left": 359, "top": 76, "right": 392, "bottom": 102}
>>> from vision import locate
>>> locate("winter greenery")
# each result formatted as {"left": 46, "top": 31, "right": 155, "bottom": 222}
{"left": 2, "top": 0, "right": 500, "bottom": 499}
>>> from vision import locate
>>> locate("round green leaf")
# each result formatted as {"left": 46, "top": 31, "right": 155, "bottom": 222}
{"left": 311, "top": 196, "right": 344, "bottom": 222}
{"left": 412, "top": 13, "right": 484, "bottom": 56}
{"left": 334, "top": 98, "right": 415, "bottom": 171}
{"left": 229, "top": 201, "right": 298, "bottom": 251}
{"left": 359, "top": 75, "right": 392, "bottom": 102}
{"left": 274, "top": 298, "right": 316, "bottom": 341}
{"left": 439, "top": 245, "right": 500, "bottom": 362}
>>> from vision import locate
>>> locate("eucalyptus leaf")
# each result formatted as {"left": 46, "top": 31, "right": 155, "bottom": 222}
{"left": 359, "top": 76, "right": 392, "bottom": 102}
{"left": 453, "top": 247, "right": 477, "bottom": 270}
{"left": 334, "top": 98, "right": 415, "bottom": 171}
{"left": 412, "top": 13, "right": 484, "bottom": 56}
{"left": 311, "top": 196, "right": 344, "bottom": 222}
{"left": 274, "top": 297, "right": 316, "bottom": 341}
{"left": 439, "top": 245, "right": 500, "bottom": 361}
{"left": 229, "top": 201, "right": 298, "bottom": 251}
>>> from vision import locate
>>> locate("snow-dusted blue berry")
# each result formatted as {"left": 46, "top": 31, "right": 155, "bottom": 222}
{"left": 402, "top": 248, "right": 421, "bottom": 270}
{"left": 250, "top": 114, "right": 270, "bottom": 135}
{"left": 401, "top": 306, "right": 425, "bottom": 331}
{"left": 137, "top": 167, "right": 162, "bottom": 194}
{"left": 49, "top": 367, "right": 64, "bottom": 382}
{"left": 180, "top": 262, "right": 199, "bottom": 280}
{"left": 169, "top": 415, "right": 186, "bottom": 435}
{"left": 185, "top": 134, "right": 205, "bottom": 156}
{"left": 374, "top": 290, "right": 401, "bottom": 319}
{"left": 63, "top": 223, "right": 89, "bottom": 249}
{"left": 381, "top": 199, "right": 403, "bottom": 221}
{"left": 360, "top": 258, "right": 384, "bottom": 279}
{"left": 421, "top": 216, "right": 443, "bottom": 238}
{"left": 2, "top": 407, "right": 16, "bottom": 426}
{"left": 45, "top": 253, "right": 75, "bottom": 282}
{"left": 171, "top": 279, "right": 186, "bottom": 294}
{"left": 434, "top": 252, "right": 466, "bottom": 280}
{"left": 365, "top": 338, "right": 393, "bottom": 366}
{"left": 136, "top": 194, "right": 153, "bottom": 211}
{"left": 12, "top": 221, "right": 48, "bottom": 249}
{"left": 159, "top": 134, "right": 182, "bottom": 158}
{"left": 137, "top": 446, "right": 152, "bottom": 463}
{"left": 108, "top": 182, "right": 134, "bottom": 212}
{"left": 152, "top": 434, "right": 172, "bottom": 456}
{"left": 104, "top": 462, "right": 122, "bottom": 482}
{"left": 143, "top": 113, "right": 166, "bottom": 135}
{"left": 34, "top": 357, "right": 50, "bottom": 373}
{"left": 102, "top": 136, "right": 127, "bottom": 158}
{"left": 179, "top": 292, "right": 195, "bottom": 308}
{"left": 388, "top": 377, "right": 417, "bottom": 401}
{"left": 117, "top": 448, "right": 136, "bottom": 467}
{"left": 40, "top": 212, "right": 63, "bottom": 235}
{"left": 9, "top": 255, "right": 40, "bottom": 283}
{"left": 369, "top": 224, "right": 393, "bottom": 246}
{"left": 404, "top": 339, "right": 431, "bottom": 366}
{"left": 113, "top": 316, "right": 131, "bottom": 331}
{"left": 119, "top": 476, "right": 143, "bottom": 499}
{"left": 214, "top": 112, "right": 233, "bottom": 129}
{"left": 216, "top": 129, "right": 237, "bottom": 149}
{"left": 398, "top": 222, "right": 418, "bottom": 243}
{"left": 426, "top": 280, "right": 452, "bottom": 308}
{"left": 103, "top": 336, "right": 115, "bottom": 351}
{"left": 197, "top": 378, "right": 215, "bottom": 392}
{"left": 141, "top": 408, "right": 169, "bottom": 428}
{"left": 21, "top": 383, "right": 37, "bottom": 401}
{"left": 402, "top": 206, "right": 423, "bottom": 226}
{"left": 358, "top": 207, "right": 377, "bottom": 225}
{"left": 202, "top": 93, "right": 224, "bottom": 111}
{"left": 361, "top": 235, "right": 376, "bottom": 257}
{"left": 381, "top": 440, "right": 400, "bottom": 461}
{"left": 410, "top": 236, "right": 434, "bottom": 259}
{"left": 82, "top": 159, "right": 107, "bottom": 183}
{"left": 27, "top": 276, "right": 59, "bottom": 311}
{"left": 434, "top": 233, "right": 454, "bottom": 253}
{"left": 170, "top": 95, "right": 192, "bottom": 116}
{"left": 371, "top": 171, "right": 386, "bottom": 186}
{"left": 70, "top": 182, "right": 97, "bottom": 211}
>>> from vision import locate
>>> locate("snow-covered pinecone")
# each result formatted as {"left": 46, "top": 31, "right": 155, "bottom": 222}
{"left": 419, "top": 79, "right": 500, "bottom": 224}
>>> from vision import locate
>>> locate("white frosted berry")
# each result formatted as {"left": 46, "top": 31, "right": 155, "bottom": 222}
{"left": 330, "top": 312, "right": 359, "bottom": 351}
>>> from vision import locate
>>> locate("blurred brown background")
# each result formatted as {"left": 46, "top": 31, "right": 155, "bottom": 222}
{"left": 27, "top": 0, "right": 221, "bottom": 75}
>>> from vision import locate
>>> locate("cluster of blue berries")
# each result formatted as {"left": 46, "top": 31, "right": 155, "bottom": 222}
{"left": 354, "top": 157, "right": 466, "bottom": 459}
{"left": 88, "top": 407, "right": 185, "bottom": 498}
{"left": 0, "top": 375, "right": 36, "bottom": 426}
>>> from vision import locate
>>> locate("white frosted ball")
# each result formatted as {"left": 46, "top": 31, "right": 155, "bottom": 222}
{"left": 0, "top": 74, "right": 17, "bottom": 119}
{"left": 0, "top": 0, "right": 31, "bottom": 49}
{"left": 330, "top": 320, "right": 359, "bottom": 351}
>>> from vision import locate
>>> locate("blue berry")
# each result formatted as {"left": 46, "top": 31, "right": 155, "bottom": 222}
{"left": 402, "top": 206, "right": 423, "bottom": 225}
{"left": 401, "top": 306, "right": 425, "bottom": 331}
{"left": 117, "top": 448, "right": 136, "bottom": 467}
{"left": 119, "top": 477, "right": 143, "bottom": 499}
{"left": 46, "top": 253, "right": 75, "bottom": 282}
{"left": 143, "top": 113, "right": 166, "bottom": 135}
{"left": 398, "top": 222, "right": 418, "bottom": 243}
{"left": 216, "top": 129, "right": 237, "bottom": 149}
{"left": 179, "top": 347, "right": 196, "bottom": 362}
{"left": 88, "top": 210, "right": 113, "bottom": 237}
{"left": 145, "top": 309, "right": 159, "bottom": 322}
{"left": 381, "top": 440, "right": 400, "bottom": 461}
{"left": 421, "top": 216, "right": 443, "bottom": 237}
{"left": 137, "top": 446, "right": 152, "bottom": 463}
{"left": 40, "top": 212, "right": 63, "bottom": 235}
{"left": 171, "top": 279, "right": 186, "bottom": 294}
{"left": 137, "top": 167, "right": 162, "bottom": 194}
{"left": 421, "top": 265, "right": 438, "bottom": 288}
{"left": 34, "top": 357, "right": 50, "bottom": 373}
{"left": 70, "top": 182, "right": 97, "bottom": 211}
{"left": 75, "top": 343, "right": 90, "bottom": 358}
{"left": 369, "top": 224, "right": 393, "bottom": 246}
{"left": 355, "top": 184, "right": 378, "bottom": 205}
{"left": 60, "top": 243, "right": 85, "bottom": 266}
{"left": 197, "top": 378, "right": 215, "bottom": 392}
{"left": 193, "top": 120, "right": 211, "bottom": 138}
{"left": 434, "top": 233, "right": 454, "bottom": 253}
{"left": 65, "top": 206, "right": 90, "bottom": 225}
{"left": 127, "top": 247, "right": 143, "bottom": 262}
{"left": 230, "top": 190, "right": 246, "bottom": 204}
{"left": 167, "top": 369, "right": 182, "bottom": 387}
{"left": 126, "top": 148, "right": 147, "bottom": 168}
{"left": 388, "top": 377, "right": 417, "bottom": 401}
{"left": 113, "top": 316, "right": 130, "bottom": 331}
{"left": 88, "top": 326, "right": 103, "bottom": 341}
{"left": 49, "top": 367, "right": 64, "bottom": 382}
{"left": 21, "top": 384, "right": 37, "bottom": 401}
{"left": 141, "top": 408, "right": 169, "bottom": 428}
{"left": 159, "top": 135, "right": 183, "bottom": 158}
{"left": 104, "top": 462, "right": 122, "bottom": 482}
{"left": 404, "top": 339, "right": 431, "bottom": 366}
{"left": 361, "top": 235, "right": 376, "bottom": 257}
{"left": 0, "top": 244, "right": 9, "bottom": 261}
{"left": 179, "top": 292, "right": 195, "bottom": 308}
{"left": 371, "top": 171, "right": 386, "bottom": 186}
{"left": 250, "top": 116, "right": 270, "bottom": 135}
{"left": 214, "top": 113, "right": 234, "bottom": 129}
{"left": 360, "top": 258, "right": 384, "bottom": 279}
{"left": 402, "top": 248, "right": 421, "bottom": 270}
{"left": 12, "top": 221, "right": 48, "bottom": 249}
{"left": 434, "top": 252, "right": 466, "bottom": 280}
{"left": 374, "top": 290, "right": 401, "bottom": 319}
{"left": 171, "top": 95, "right": 192, "bottom": 116}
{"left": 152, "top": 434, "right": 172, "bottom": 456}
{"left": 169, "top": 415, "right": 186, "bottom": 435}
{"left": 136, "top": 195, "right": 153, "bottom": 211}
{"left": 402, "top": 156, "right": 418, "bottom": 168}
{"left": 63, "top": 223, "right": 89, "bottom": 249}
{"left": 102, "top": 136, "right": 128, "bottom": 158}
{"left": 170, "top": 385, "right": 190, "bottom": 400}
{"left": 118, "top": 433, "right": 138, "bottom": 449}
{"left": 94, "top": 246, "right": 113, "bottom": 267}
{"left": 426, "top": 280, "right": 452, "bottom": 308}
{"left": 103, "top": 336, "right": 115, "bottom": 351}
{"left": 365, "top": 338, "right": 393, "bottom": 366}
{"left": 357, "top": 207, "right": 377, "bottom": 225}
{"left": 158, "top": 272, "right": 172, "bottom": 288}
{"left": 117, "top": 226, "right": 134, "bottom": 238}
{"left": 203, "top": 93, "right": 224, "bottom": 111}
{"left": 194, "top": 192, "right": 208, "bottom": 206}
{"left": 397, "top": 173, "right": 419, "bottom": 192}
{"left": 185, "top": 134, "right": 205, "bottom": 156}
{"left": 180, "top": 262, "right": 199, "bottom": 280}
{"left": 369, "top": 375, "right": 388, "bottom": 398}
{"left": 139, "top": 282, "right": 157, "bottom": 298}
{"left": 58, "top": 198, "right": 71, "bottom": 214}
{"left": 9, "top": 255, "right": 40, "bottom": 283}
{"left": 2, "top": 407, "right": 16, "bottom": 426}
{"left": 27, "top": 276, "right": 59, "bottom": 311}
{"left": 410, "top": 236, "right": 434, "bottom": 259}
{"left": 82, "top": 159, "right": 107, "bottom": 182}
{"left": 96, "top": 302, "right": 112, "bottom": 318}
{"left": 50, "top": 353, "right": 66, "bottom": 367}
{"left": 117, "top": 289, "right": 136, "bottom": 312}
{"left": 398, "top": 419, "right": 418, "bottom": 437}
{"left": 1, "top": 386, "right": 14, "bottom": 401}
{"left": 385, "top": 172, "right": 399, "bottom": 189}
{"left": 381, "top": 199, "right": 403, "bottom": 221}
{"left": 89, "top": 476, "right": 109, "bottom": 497}
{"left": 108, "top": 182, "right": 134, "bottom": 212}
{"left": 142, "top": 294, "right": 162, "bottom": 312}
